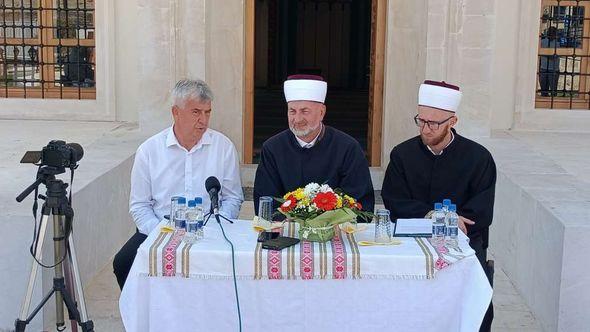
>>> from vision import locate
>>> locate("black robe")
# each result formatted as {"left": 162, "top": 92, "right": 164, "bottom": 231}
{"left": 254, "top": 126, "right": 375, "bottom": 217}
{"left": 381, "top": 129, "right": 496, "bottom": 249}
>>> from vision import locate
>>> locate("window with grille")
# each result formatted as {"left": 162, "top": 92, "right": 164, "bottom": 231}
{"left": 0, "top": 0, "right": 95, "bottom": 99}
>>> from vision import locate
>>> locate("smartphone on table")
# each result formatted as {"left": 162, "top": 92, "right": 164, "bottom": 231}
{"left": 261, "top": 236, "right": 300, "bottom": 251}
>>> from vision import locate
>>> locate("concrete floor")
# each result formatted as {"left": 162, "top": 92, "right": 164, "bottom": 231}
{"left": 506, "top": 130, "right": 590, "bottom": 185}
{"left": 72, "top": 201, "right": 542, "bottom": 332}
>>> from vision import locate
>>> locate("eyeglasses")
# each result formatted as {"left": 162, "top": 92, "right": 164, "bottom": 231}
{"left": 413, "top": 114, "right": 454, "bottom": 130}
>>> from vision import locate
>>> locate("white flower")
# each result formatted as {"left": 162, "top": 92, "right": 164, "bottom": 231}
{"left": 304, "top": 183, "right": 320, "bottom": 196}
{"left": 319, "top": 184, "right": 333, "bottom": 193}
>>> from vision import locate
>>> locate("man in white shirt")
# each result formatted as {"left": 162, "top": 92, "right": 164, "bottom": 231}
{"left": 113, "top": 79, "right": 244, "bottom": 289}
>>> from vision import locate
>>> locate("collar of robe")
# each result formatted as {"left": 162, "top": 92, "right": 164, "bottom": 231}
{"left": 418, "top": 128, "right": 459, "bottom": 158}
{"left": 289, "top": 123, "right": 327, "bottom": 150}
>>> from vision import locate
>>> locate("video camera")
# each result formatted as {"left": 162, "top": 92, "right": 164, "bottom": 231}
{"left": 20, "top": 140, "right": 84, "bottom": 169}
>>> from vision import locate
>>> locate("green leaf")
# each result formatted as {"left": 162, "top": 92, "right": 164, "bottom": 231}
{"left": 304, "top": 208, "right": 358, "bottom": 227}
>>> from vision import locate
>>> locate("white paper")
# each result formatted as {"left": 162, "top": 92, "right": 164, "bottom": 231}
{"left": 394, "top": 218, "right": 432, "bottom": 235}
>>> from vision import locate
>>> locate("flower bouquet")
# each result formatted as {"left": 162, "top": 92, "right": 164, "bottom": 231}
{"left": 276, "top": 183, "right": 372, "bottom": 243}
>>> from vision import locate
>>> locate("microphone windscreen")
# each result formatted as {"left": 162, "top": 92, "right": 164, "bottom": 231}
{"left": 205, "top": 176, "right": 221, "bottom": 193}
{"left": 67, "top": 143, "right": 84, "bottom": 161}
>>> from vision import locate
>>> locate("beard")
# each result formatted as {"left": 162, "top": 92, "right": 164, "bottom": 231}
{"left": 290, "top": 122, "right": 320, "bottom": 138}
{"left": 420, "top": 126, "right": 449, "bottom": 147}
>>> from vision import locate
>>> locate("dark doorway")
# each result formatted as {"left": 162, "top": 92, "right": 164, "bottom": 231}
{"left": 253, "top": 0, "right": 372, "bottom": 162}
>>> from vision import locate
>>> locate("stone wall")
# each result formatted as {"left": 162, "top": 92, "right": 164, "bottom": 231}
{"left": 482, "top": 133, "right": 590, "bottom": 331}
{"left": 136, "top": 0, "right": 244, "bottom": 158}
{"left": 425, "top": 0, "right": 497, "bottom": 137}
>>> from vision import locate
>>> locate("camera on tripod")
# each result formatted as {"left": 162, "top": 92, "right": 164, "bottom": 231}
{"left": 15, "top": 140, "right": 94, "bottom": 332}
{"left": 20, "top": 140, "right": 84, "bottom": 170}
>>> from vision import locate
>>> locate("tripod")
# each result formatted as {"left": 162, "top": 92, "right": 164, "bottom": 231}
{"left": 15, "top": 169, "right": 94, "bottom": 332}
{"left": 203, "top": 210, "right": 234, "bottom": 226}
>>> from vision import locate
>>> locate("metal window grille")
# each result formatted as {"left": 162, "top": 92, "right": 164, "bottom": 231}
{"left": 0, "top": 0, "right": 95, "bottom": 99}
{"left": 537, "top": 0, "right": 590, "bottom": 109}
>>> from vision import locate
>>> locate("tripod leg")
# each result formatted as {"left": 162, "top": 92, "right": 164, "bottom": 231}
{"left": 53, "top": 215, "right": 66, "bottom": 330}
{"left": 16, "top": 214, "right": 51, "bottom": 330}
{"left": 62, "top": 252, "right": 80, "bottom": 332}
{"left": 67, "top": 229, "right": 94, "bottom": 331}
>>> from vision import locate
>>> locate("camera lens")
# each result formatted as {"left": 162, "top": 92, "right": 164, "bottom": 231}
{"left": 66, "top": 143, "right": 84, "bottom": 162}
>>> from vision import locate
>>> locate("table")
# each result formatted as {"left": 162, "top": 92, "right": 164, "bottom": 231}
{"left": 120, "top": 220, "right": 492, "bottom": 332}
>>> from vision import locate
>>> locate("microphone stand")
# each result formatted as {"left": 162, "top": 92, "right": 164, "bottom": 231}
{"left": 203, "top": 207, "right": 234, "bottom": 226}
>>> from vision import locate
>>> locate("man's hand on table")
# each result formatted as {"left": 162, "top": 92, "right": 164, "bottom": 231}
{"left": 458, "top": 216, "right": 475, "bottom": 235}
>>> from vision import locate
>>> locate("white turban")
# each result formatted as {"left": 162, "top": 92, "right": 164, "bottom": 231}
{"left": 418, "top": 80, "right": 462, "bottom": 113}
{"left": 284, "top": 75, "right": 327, "bottom": 103}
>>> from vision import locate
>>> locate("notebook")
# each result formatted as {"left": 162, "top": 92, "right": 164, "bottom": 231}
{"left": 394, "top": 218, "right": 432, "bottom": 237}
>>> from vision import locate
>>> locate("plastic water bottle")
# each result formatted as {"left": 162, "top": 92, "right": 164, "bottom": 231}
{"left": 431, "top": 202, "right": 446, "bottom": 240}
{"left": 442, "top": 199, "right": 451, "bottom": 213}
{"left": 185, "top": 200, "right": 198, "bottom": 243}
{"left": 446, "top": 204, "right": 459, "bottom": 241}
{"left": 175, "top": 197, "right": 187, "bottom": 230}
{"left": 194, "top": 197, "right": 205, "bottom": 240}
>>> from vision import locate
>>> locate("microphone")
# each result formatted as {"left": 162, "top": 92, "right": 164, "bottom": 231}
{"left": 205, "top": 176, "right": 221, "bottom": 215}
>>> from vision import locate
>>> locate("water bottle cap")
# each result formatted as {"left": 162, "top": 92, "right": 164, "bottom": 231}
{"left": 187, "top": 200, "right": 196, "bottom": 208}
{"left": 442, "top": 199, "right": 451, "bottom": 206}
{"left": 449, "top": 204, "right": 456, "bottom": 212}
{"left": 177, "top": 197, "right": 186, "bottom": 204}
{"left": 434, "top": 202, "right": 443, "bottom": 210}
{"left": 194, "top": 197, "right": 203, "bottom": 204}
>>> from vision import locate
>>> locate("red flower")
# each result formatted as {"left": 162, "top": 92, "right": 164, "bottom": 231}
{"left": 313, "top": 192, "right": 338, "bottom": 211}
{"left": 280, "top": 195, "right": 297, "bottom": 212}
{"left": 355, "top": 202, "right": 362, "bottom": 210}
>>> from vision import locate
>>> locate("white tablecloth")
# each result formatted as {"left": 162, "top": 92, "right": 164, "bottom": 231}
{"left": 120, "top": 220, "right": 492, "bottom": 332}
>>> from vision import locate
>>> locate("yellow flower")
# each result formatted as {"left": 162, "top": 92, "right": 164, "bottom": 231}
{"left": 336, "top": 195, "right": 343, "bottom": 208}
{"left": 283, "top": 188, "right": 306, "bottom": 201}
{"left": 299, "top": 197, "right": 311, "bottom": 207}
{"left": 293, "top": 188, "right": 306, "bottom": 200}
{"left": 344, "top": 195, "right": 356, "bottom": 206}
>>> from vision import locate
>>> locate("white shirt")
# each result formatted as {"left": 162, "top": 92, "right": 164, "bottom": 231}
{"left": 427, "top": 131, "right": 455, "bottom": 156}
{"left": 129, "top": 127, "right": 244, "bottom": 235}
{"left": 295, "top": 124, "right": 323, "bottom": 148}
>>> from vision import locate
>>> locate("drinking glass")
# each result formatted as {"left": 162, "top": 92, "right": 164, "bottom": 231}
{"left": 258, "top": 196, "right": 274, "bottom": 222}
{"left": 374, "top": 208, "right": 392, "bottom": 243}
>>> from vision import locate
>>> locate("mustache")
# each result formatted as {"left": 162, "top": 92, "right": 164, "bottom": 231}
{"left": 289, "top": 122, "right": 320, "bottom": 137}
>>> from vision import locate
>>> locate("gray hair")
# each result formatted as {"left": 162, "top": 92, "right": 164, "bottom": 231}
{"left": 171, "top": 79, "right": 214, "bottom": 106}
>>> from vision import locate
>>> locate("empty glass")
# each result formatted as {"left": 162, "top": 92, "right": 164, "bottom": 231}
{"left": 258, "top": 196, "right": 274, "bottom": 222}
{"left": 374, "top": 208, "right": 392, "bottom": 243}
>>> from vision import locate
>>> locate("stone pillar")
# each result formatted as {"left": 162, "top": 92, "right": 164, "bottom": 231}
{"left": 381, "top": 0, "right": 428, "bottom": 165}
{"left": 425, "top": 0, "right": 497, "bottom": 138}
{"left": 205, "top": 0, "right": 245, "bottom": 162}
{"left": 137, "top": 0, "right": 207, "bottom": 135}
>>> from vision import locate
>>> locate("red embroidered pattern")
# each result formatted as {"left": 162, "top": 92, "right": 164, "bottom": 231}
{"left": 162, "top": 231, "right": 185, "bottom": 277}
{"left": 300, "top": 240, "right": 314, "bottom": 279}
{"left": 267, "top": 229, "right": 283, "bottom": 279}
{"left": 331, "top": 230, "right": 347, "bottom": 279}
